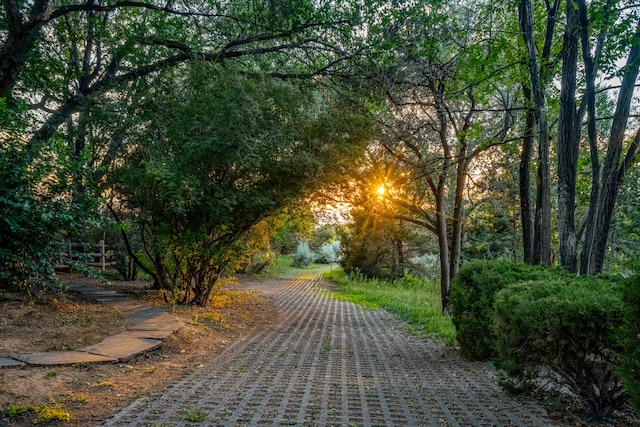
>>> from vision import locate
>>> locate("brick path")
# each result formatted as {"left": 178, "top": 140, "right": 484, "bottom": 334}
{"left": 103, "top": 271, "right": 556, "bottom": 427}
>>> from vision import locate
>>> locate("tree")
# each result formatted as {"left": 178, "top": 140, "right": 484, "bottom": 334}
{"left": 516, "top": 0, "right": 640, "bottom": 274}
{"left": 463, "top": 149, "right": 523, "bottom": 263}
{"left": 517, "top": 0, "right": 559, "bottom": 266}
{"left": 1, "top": 0, "right": 373, "bottom": 286}
{"left": 109, "top": 63, "right": 372, "bottom": 305}
{"left": 4, "top": 0, "right": 368, "bottom": 180}
{"left": 339, "top": 205, "right": 409, "bottom": 279}
{"left": 607, "top": 166, "right": 640, "bottom": 271}
{"left": 580, "top": 12, "right": 640, "bottom": 274}
{"left": 0, "top": 0, "right": 361, "bottom": 98}
{"left": 347, "top": 0, "right": 518, "bottom": 313}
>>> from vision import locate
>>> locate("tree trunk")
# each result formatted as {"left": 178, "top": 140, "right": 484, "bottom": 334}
{"left": 557, "top": 1, "right": 580, "bottom": 273}
{"left": 587, "top": 20, "right": 640, "bottom": 273}
{"left": 450, "top": 151, "right": 470, "bottom": 283}
{"left": 437, "top": 189, "right": 451, "bottom": 315}
{"left": 577, "top": 0, "right": 605, "bottom": 275}
{"left": 393, "top": 219, "right": 405, "bottom": 279}
{"left": 519, "top": 85, "right": 535, "bottom": 264}
{"left": 519, "top": 0, "right": 552, "bottom": 265}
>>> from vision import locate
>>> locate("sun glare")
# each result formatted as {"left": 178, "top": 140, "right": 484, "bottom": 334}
{"left": 377, "top": 185, "right": 385, "bottom": 195}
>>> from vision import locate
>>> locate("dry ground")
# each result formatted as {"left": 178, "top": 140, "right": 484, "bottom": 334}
{"left": 0, "top": 272, "right": 278, "bottom": 426}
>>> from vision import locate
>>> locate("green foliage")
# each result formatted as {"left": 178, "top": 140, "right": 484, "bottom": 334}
{"left": 0, "top": 125, "right": 101, "bottom": 291}
{"left": 293, "top": 241, "right": 317, "bottom": 268}
{"left": 250, "top": 255, "right": 295, "bottom": 278}
{"left": 269, "top": 210, "right": 315, "bottom": 255}
{"left": 3, "top": 403, "right": 31, "bottom": 419}
{"left": 33, "top": 404, "right": 72, "bottom": 423}
{"left": 325, "top": 269, "right": 456, "bottom": 345}
{"left": 241, "top": 251, "right": 276, "bottom": 274}
{"left": 493, "top": 276, "right": 626, "bottom": 416}
{"left": 339, "top": 222, "right": 388, "bottom": 277}
{"left": 462, "top": 160, "right": 522, "bottom": 263}
{"left": 451, "top": 260, "right": 566, "bottom": 361}
{"left": 309, "top": 224, "right": 338, "bottom": 251}
{"left": 184, "top": 410, "right": 207, "bottom": 422}
{"left": 316, "top": 241, "right": 341, "bottom": 264}
{"left": 2, "top": 403, "right": 71, "bottom": 424}
{"left": 607, "top": 168, "right": 640, "bottom": 274}
{"left": 619, "top": 273, "right": 640, "bottom": 411}
{"left": 407, "top": 253, "right": 440, "bottom": 281}
{"left": 338, "top": 209, "right": 401, "bottom": 278}
{"left": 110, "top": 63, "right": 371, "bottom": 305}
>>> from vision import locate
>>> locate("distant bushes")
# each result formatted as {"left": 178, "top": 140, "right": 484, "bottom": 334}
{"left": 451, "top": 259, "right": 636, "bottom": 416}
{"left": 292, "top": 240, "right": 341, "bottom": 267}
{"left": 292, "top": 241, "right": 316, "bottom": 267}
{"left": 317, "top": 241, "right": 341, "bottom": 264}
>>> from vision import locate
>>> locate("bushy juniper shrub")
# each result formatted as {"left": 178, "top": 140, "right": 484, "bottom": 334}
{"left": 407, "top": 253, "right": 440, "bottom": 281}
{"left": 493, "top": 276, "right": 626, "bottom": 416}
{"left": 292, "top": 241, "right": 316, "bottom": 267}
{"left": 619, "top": 273, "right": 640, "bottom": 411}
{"left": 450, "top": 260, "right": 566, "bottom": 360}
{"left": 316, "top": 241, "right": 341, "bottom": 264}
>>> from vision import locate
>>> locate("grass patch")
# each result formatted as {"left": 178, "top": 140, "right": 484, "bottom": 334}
{"left": 3, "top": 403, "right": 72, "bottom": 424}
{"left": 185, "top": 410, "right": 207, "bottom": 422}
{"left": 34, "top": 404, "right": 72, "bottom": 423}
{"left": 252, "top": 255, "right": 296, "bottom": 278}
{"left": 324, "top": 269, "right": 456, "bottom": 346}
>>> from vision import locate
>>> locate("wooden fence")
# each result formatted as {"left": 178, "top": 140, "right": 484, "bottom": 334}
{"left": 56, "top": 240, "right": 116, "bottom": 271}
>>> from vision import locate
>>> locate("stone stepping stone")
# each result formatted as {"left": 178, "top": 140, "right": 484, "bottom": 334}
{"left": 127, "top": 307, "right": 182, "bottom": 332}
{"left": 0, "top": 357, "right": 25, "bottom": 368}
{"left": 81, "top": 335, "right": 162, "bottom": 360}
{"left": 13, "top": 352, "right": 116, "bottom": 366}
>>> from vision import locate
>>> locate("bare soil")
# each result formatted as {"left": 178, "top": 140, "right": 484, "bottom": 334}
{"left": 0, "top": 272, "right": 278, "bottom": 426}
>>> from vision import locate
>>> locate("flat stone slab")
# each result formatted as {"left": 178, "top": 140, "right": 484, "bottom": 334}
{"left": 66, "top": 283, "right": 131, "bottom": 305}
{"left": 116, "top": 329, "right": 178, "bottom": 340}
{"left": 127, "top": 307, "right": 182, "bottom": 332}
{"left": 0, "top": 357, "right": 25, "bottom": 368}
{"left": 81, "top": 335, "right": 162, "bottom": 360}
{"left": 14, "top": 351, "right": 116, "bottom": 366}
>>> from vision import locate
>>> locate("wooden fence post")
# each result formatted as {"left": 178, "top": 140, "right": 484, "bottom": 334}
{"left": 100, "top": 239, "right": 106, "bottom": 271}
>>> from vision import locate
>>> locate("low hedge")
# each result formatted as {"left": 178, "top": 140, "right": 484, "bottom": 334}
{"left": 619, "top": 274, "right": 640, "bottom": 411}
{"left": 451, "top": 260, "right": 566, "bottom": 360}
{"left": 492, "top": 276, "right": 625, "bottom": 416}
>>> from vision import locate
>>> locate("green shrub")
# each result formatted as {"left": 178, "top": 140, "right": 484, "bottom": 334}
{"left": 292, "top": 241, "right": 316, "bottom": 267}
{"left": 241, "top": 251, "right": 275, "bottom": 274}
{"left": 0, "top": 142, "right": 99, "bottom": 292}
{"left": 619, "top": 274, "right": 640, "bottom": 411}
{"left": 408, "top": 253, "right": 440, "bottom": 281}
{"left": 451, "top": 260, "right": 564, "bottom": 360}
{"left": 493, "top": 277, "right": 625, "bottom": 416}
{"left": 316, "top": 241, "right": 341, "bottom": 264}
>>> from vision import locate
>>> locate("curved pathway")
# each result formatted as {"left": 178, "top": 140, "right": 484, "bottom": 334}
{"left": 103, "top": 271, "right": 556, "bottom": 426}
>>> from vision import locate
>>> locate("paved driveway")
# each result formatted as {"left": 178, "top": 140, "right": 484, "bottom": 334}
{"left": 103, "top": 271, "right": 555, "bottom": 426}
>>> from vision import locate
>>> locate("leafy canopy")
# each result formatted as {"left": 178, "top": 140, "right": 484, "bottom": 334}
{"left": 110, "top": 62, "right": 372, "bottom": 304}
